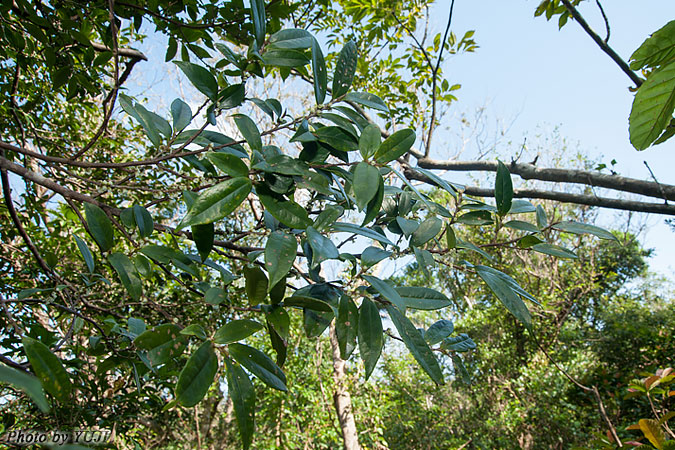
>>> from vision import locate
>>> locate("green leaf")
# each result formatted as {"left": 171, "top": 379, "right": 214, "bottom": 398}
{"left": 413, "top": 167, "right": 462, "bottom": 198}
{"left": 314, "top": 126, "right": 358, "bottom": 152}
{"left": 174, "top": 61, "right": 218, "bottom": 101}
{"left": 178, "top": 178, "right": 252, "bottom": 228}
{"left": 233, "top": 114, "right": 263, "bottom": 152}
{"left": 0, "top": 363, "right": 50, "bottom": 412}
{"left": 204, "top": 287, "right": 226, "bottom": 305}
{"left": 84, "top": 203, "right": 114, "bottom": 252}
{"left": 219, "top": 83, "right": 246, "bottom": 109}
{"left": 180, "top": 324, "right": 207, "bottom": 340}
{"left": 258, "top": 188, "right": 312, "bottom": 229}
{"left": 244, "top": 266, "right": 268, "bottom": 304}
{"left": 363, "top": 275, "right": 405, "bottom": 311}
{"left": 265, "top": 231, "right": 297, "bottom": 290}
{"left": 442, "top": 333, "right": 476, "bottom": 352}
{"left": 536, "top": 204, "right": 548, "bottom": 229}
{"left": 332, "top": 222, "right": 395, "bottom": 247}
{"left": 311, "top": 38, "right": 327, "bottom": 104}
{"left": 532, "top": 243, "right": 578, "bottom": 259}
{"left": 395, "top": 286, "right": 451, "bottom": 310}
{"left": 629, "top": 20, "right": 675, "bottom": 70}
{"left": 214, "top": 320, "right": 264, "bottom": 345}
{"left": 358, "top": 297, "right": 383, "bottom": 380}
{"left": 358, "top": 123, "right": 381, "bottom": 160}
{"left": 552, "top": 221, "right": 617, "bottom": 241}
{"left": 206, "top": 153, "right": 249, "bottom": 177}
{"left": 446, "top": 226, "right": 456, "bottom": 249}
{"left": 344, "top": 92, "right": 389, "bottom": 112}
{"left": 362, "top": 175, "right": 384, "bottom": 225}
{"left": 229, "top": 343, "right": 287, "bottom": 391}
{"left": 134, "top": 324, "right": 187, "bottom": 366}
{"left": 353, "top": 162, "right": 381, "bottom": 211}
{"left": 475, "top": 265, "right": 532, "bottom": 330}
{"left": 268, "top": 29, "right": 313, "bottom": 50}
{"left": 22, "top": 337, "right": 71, "bottom": 402}
{"left": 333, "top": 40, "right": 358, "bottom": 98}
{"left": 386, "top": 305, "right": 444, "bottom": 384}
{"left": 495, "top": 160, "right": 513, "bottom": 216}
{"left": 313, "top": 205, "right": 344, "bottom": 231}
{"left": 284, "top": 295, "right": 333, "bottom": 312}
{"left": 306, "top": 226, "right": 339, "bottom": 268}
{"left": 225, "top": 358, "right": 255, "bottom": 450}
{"left": 108, "top": 253, "right": 142, "bottom": 301}
{"left": 452, "top": 354, "right": 471, "bottom": 384}
{"left": 262, "top": 49, "right": 310, "bottom": 67}
{"left": 250, "top": 0, "right": 266, "bottom": 47}
{"left": 425, "top": 320, "right": 454, "bottom": 346}
{"left": 192, "top": 223, "right": 215, "bottom": 262}
{"left": 266, "top": 307, "right": 290, "bottom": 340}
{"left": 629, "top": 61, "right": 675, "bottom": 149}
{"left": 336, "top": 295, "right": 359, "bottom": 359}
{"left": 175, "top": 341, "right": 218, "bottom": 407}
{"left": 504, "top": 220, "right": 540, "bottom": 233}
{"left": 360, "top": 246, "right": 391, "bottom": 267}
{"left": 132, "top": 205, "right": 154, "bottom": 238}
{"left": 373, "top": 129, "right": 416, "bottom": 164}
{"left": 410, "top": 217, "right": 442, "bottom": 247}
{"left": 74, "top": 235, "right": 95, "bottom": 273}
{"left": 508, "top": 199, "right": 536, "bottom": 214}
{"left": 171, "top": 98, "right": 192, "bottom": 132}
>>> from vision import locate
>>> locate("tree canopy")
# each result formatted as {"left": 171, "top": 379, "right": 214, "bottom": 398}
{"left": 0, "top": 0, "right": 674, "bottom": 449}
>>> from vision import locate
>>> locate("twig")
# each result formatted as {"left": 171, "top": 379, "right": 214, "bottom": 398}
{"left": 644, "top": 161, "right": 669, "bottom": 205}
{"left": 595, "top": 0, "right": 610, "bottom": 43}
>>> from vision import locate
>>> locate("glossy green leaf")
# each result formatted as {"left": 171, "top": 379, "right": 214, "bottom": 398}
{"left": 532, "top": 243, "right": 578, "bottom": 259}
{"left": 214, "top": 320, "right": 264, "bottom": 344}
{"left": 410, "top": 217, "right": 442, "bottom": 247}
{"left": 22, "top": 337, "right": 71, "bottom": 402}
{"left": 508, "top": 199, "right": 536, "bottom": 214}
{"left": 629, "top": 61, "right": 675, "bottom": 149}
{"left": 262, "top": 49, "right": 310, "bottom": 67}
{"left": 495, "top": 160, "right": 513, "bottom": 216}
{"left": 268, "top": 29, "right": 313, "bottom": 50}
{"left": 175, "top": 341, "right": 218, "bottom": 407}
{"left": 192, "top": 223, "right": 214, "bottom": 262}
{"left": 244, "top": 266, "right": 268, "bottom": 304}
{"left": 360, "top": 246, "right": 391, "bottom": 267}
{"left": 344, "top": 92, "right": 389, "bottom": 112}
{"left": 0, "top": 363, "right": 50, "bottom": 413}
{"left": 386, "top": 305, "right": 444, "bottom": 384}
{"left": 265, "top": 231, "right": 297, "bottom": 290}
{"left": 174, "top": 61, "right": 218, "bottom": 101}
{"left": 446, "top": 226, "right": 456, "bottom": 249}
{"left": 258, "top": 189, "right": 311, "bottom": 229}
{"left": 306, "top": 226, "right": 339, "bottom": 268}
{"left": 204, "top": 287, "right": 226, "bottom": 305}
{"left": 206, "top": 153, "right": 249, "bottom": 177}
{"left": 363, "top": 275, "right": 405, "bottom": 311}
{"left": 336, "top": 295, "right": 359, "bottom": 359}
{"left": 412, "top": 167, "right": 462, "bottom": 198}
{"left": 425, "top": 320, "right": 454, "bottom": 346}
{"left": 311, "top": 38, "right": 327, "bottom": 104}
{"left": 332, "top": 40, "right": 358, "bottom": 98}
{"left": 358, "top": 123, "right": 381, "bottom": 160}
{"left": 108, "top": 252, "right": 142, "bottom": 301}
{"left": 442, "top": 333, "right": 476, "bottom": 352}
{"left": 171, "top": 98, "right": 192, "bottom": 132}
{"left": 132, "top": 205, "right": 153, "bottom": 238}
{"left": 229, "top": 343, "right": 287, "bottom": 391}
{"left": 250, "top": 0, "right": 266, "bottom": 47}
{"left": 362, "top": 175, "right": 384, "bottom": 225}
{"left": 358, "top": 297, "right": 383, "bottom": 380}
{"left": 475, "top": 265, "right": 532, "bottom": 330}
{"left": 332, "top": 222, "right": 395, "bottom": 247}
{"left": 314, "top": 126, "right": 358, "bottom": 152}
{"left": 233, "top": 114, "right": 263, "bottom": 152}
{"left": 266, "top": 307, "right": 290, "bottom": 340}
{"left": 219, "top": 83, "right": 246, "bottom": 109}
{"left": 552, "top": 221, "right": 617, "bottom": 241}
{"left": 353, "top": 162, "right": 380, "bottom": 211}
{"left": 178, "top": 177, "right": 252, "bottom": 228}
{"left": 225, "top": 358, "right": 255, "bottom": 450}
{"left": 395, "top": 286, "right": 452, "bottom": 310}
{"left": 74, "top": 235, "right": 95, "bottom": 273}
{"left": 180, "top": 324, "right": 207, "bottom": 340}
{"left": 313, "top": 205, "right": 344, "bottom": 231}
{"left": 504, "top": 220, "right": 540, "bottom": 233}
{"left": 84, "top": 203, "right": 114, "bottom": 252}
{"left": 373, "top": 129, "right": 416, "bottom": 164}
{"left": 134, "top": 324, "right": 187, "bottom": 366}
{"left": 284, "top": 295, "right": 333, "bottom": 312}
{"left": 536, "top": 204, "right": 548, "bottom": 229}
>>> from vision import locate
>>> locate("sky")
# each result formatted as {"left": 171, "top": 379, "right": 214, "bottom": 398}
{"left": 422, "top": 0, "right": 675, "bottom": 276}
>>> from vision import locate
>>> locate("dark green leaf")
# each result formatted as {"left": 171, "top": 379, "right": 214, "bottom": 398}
{"left": 214, "top": 320, "right": 264, "bottom": 344}
{"left": 362, "top": 175, "right": 385, "bottom": 225}
{"left": 74, "top": 235, "right": 95, "bottom": 273}
{"left": 171, "top": 98, "right": 192, "bottom": 132}
{"left": 192, "top": 223, "right": 214, "bottom": 262}
{"left": 386, "top": 305, "right": 444, "bottom": 384}
{"left": 284, "top": 295, "right": 333, "bottom": 312}
{"left": 452, "top": 354, "right": 471, "bottom": 384}
{"left": 311, "top": 38, "right": 327, "bottom": 104}
{"left": 108, "top": 253, "right": 142, "bottom": 301}
{"left": 258, "top": 188, "right": 311, "bottom": 229}
{"left": 332, "top": 222, "right": 395, "bottom": 247}
{"left": 178, "top": 178, "right": 252, "bottom": 228}
{"left": 265, "top": 231, "right": 297, "bottom": 290}
{"left": 410, "top": 217, "right": 442, "bottom": 247}
{"left": 84, "top": 203, "right": 114, "bottom": 252}
{"left": 180, "top": 324, "right": 207, "bottom": 340}
{"left": 344, "top": 92, "right": 389, "bottom": 112}
{"left": 314, "top": 126, "right": 358, "bottom": 152}
{"left": 442, "top": 333, "right": 476, "bottom": 352}
{"left": 175, "top": 341, "right": 218, "bottom": 407}
{"left": 306, "top": 226, "right": 339, "bottom": 268}
{"left": 229, "top": 343, "right": 287, "bottom": 391}
{"left": 333, "top": 40, "right": 358, "bottom": 98}
{"left": 359, "top": 123, "right": 381, "bottom": 160}
{"left": 446, "top": 226, "right": 456, "bottom": 249}
{"left": 206, "top": 153, "right": 249, "bottom": 177}
{"left": 0, "top": 364, "right": 49, "bottom": 413}
{"left": 358, "top": 297, "right": 383, "bottom": 380}
{"left": 353, "top": 162, "right": 381, "bottom": 211}
{"left": 304, "top": 309, "right": 334, "bottom": 337}
{"left": 225, "top": 358, "right": 255, "bottom": 450}
{"left": 233, "top": 114, "right": 263, "bottom": 152}
{"left": 425, "top": 320, "right": 454, "bottom": 346}
{"left": 268, "top": 29, "right": 313, "bottom": 49}
{"left": 532, "top": 243, "right": 578, "bottom": 259}
{"left": 313, "top": 205, "right": 344, "bottom": 231}
{"left": 536, "top": 205, "right": 548, "bottom": 229}
{"left": 262, "top": 49, "right": 310, "bottom": 67}
{"left": 360, "top": 246, "right": 391, "bottom": 267}
{"left": 134, "top": 324, "right": 187, "bottom": 366}
{"left": 412, "top": 167, "right": 462, "bottom": 198}
{"left": 244, "top": 266, "right": 268, "bottom": 304}
{"left": 552, "top": 221, "right": 617, "bottom": 241}
{"left": 363, "top": 275, "right": 405, "bottom": 310}
{"left": 395, "top": 286, "right": 451, "bottom": 310}
{"left": 266, "top": 307, "right": 290, "bottom": 340}
{"left": 132, "top": 205, "right": 153, "bottom": 238}
{"left": 174, "top": 61, "right": 218, "bottom": 101}
{"left": 22, "top": 337, "right": 72, "bottom": 402}
{"left": 475, "top": 265, "right": 532, "bottom": 330}
{"left": 504, "top": 220, "right": 539, "bottom": 233}
{"left": 508, "top": 199, "right": 536, "bottom": 214}
{"left": 373, "top": 129, "right": 416, "bottom": 164}
{"left": 495, "top": 160, "right": 513, "bottom": 216}
{"left": 250, "top": 0, "right": 266, "bottom": 47}
{"left": 205, "top": 287, "right": 226, "bottom": 305}
{"left": 336, "top": 296, "right": 359, "bottom": 359}
{"left": 219, "top": 83, "right": 246, "bottom": 109}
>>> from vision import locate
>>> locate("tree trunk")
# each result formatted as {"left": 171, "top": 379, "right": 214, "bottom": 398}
{"left": 329, "top": 323, "right": 361, "bottom": 450}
